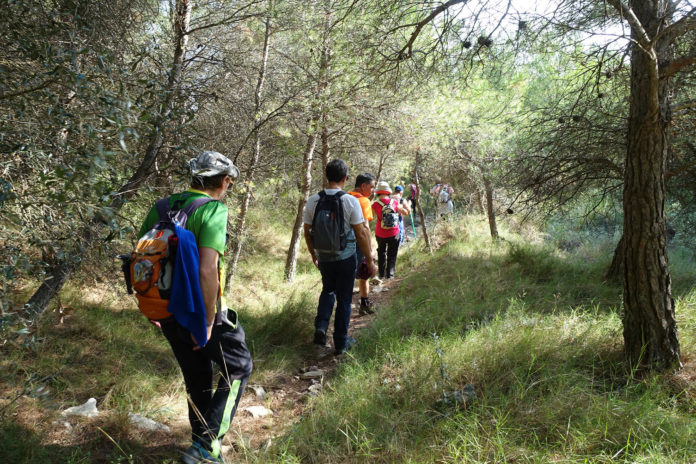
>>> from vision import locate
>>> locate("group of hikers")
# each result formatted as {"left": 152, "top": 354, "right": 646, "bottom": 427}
{"left": 302, "top": 159, "right": 416, "bottom": 357}
{"left": 125, "top": 151, "right": 452, "bottom": 463}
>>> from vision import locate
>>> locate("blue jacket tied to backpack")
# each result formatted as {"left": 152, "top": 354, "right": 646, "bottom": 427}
{"left": 168, "top": 224, "right": 208, "bottom": 347}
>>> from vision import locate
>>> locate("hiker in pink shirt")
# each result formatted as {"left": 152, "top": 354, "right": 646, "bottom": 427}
{"left": 371, "top": 181, "right": 410, "bottom": 280}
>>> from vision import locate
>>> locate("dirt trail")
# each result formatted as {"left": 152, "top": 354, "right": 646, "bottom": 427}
{"left": 229, "top": 276, "right": 401, "bottom": 455}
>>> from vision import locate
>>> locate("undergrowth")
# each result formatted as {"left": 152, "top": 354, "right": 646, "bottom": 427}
{"left": 3, "top": 213, "right": 696, "bottom": 463}
{"left": 258, "top": 216, "right": 696, "bottom": 464}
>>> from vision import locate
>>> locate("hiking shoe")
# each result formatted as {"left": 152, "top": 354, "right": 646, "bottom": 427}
{"left": 358, "top": 300, "right": 374, "bottom": 316}
{"left": 371, "top": 277, "right": 383, "bottom": 286}
{"left": 181, "top": 442, "right": 223, "bottom": 464}
{"left": 335, "top": 336, "right": 356, "bottom": 356}
{"left": 313, "top": 328, "right": 327, "bottom": 346}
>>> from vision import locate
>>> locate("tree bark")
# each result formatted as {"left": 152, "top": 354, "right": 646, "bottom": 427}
{"left": 606, "top": 235, "right": 625, "bottom": 282}
{"left": 620, "top": 0, "right": 679, "bottom": 370}
{"left": 475, "top": 189, "right": 485, "bottom": 214}
{"left": 413, "top": 150, "right": 432, "bottom": 253}
{"left": 284, "top": 124, "right": 318, "bottom": 282}
{"left": 320, "top": 112, "right": 330, "bottom": 189}
{"left": 226, "top": 3, "right": 272, "bottom": 290}
{"left": 482, "top": 173, "right": 498, "bottom": 240}
{"left": 22, "top": 0, "right": 193, "bottom": 318}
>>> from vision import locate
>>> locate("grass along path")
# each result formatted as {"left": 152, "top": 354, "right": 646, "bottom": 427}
{"left": 257, "top": 218, "right": 696, "bottom": 463}
{"left": 4, "top": 215, "right": 696, "bottom": 463}
{"left": 0, "top": 218, "right": 405, "bottom": 464}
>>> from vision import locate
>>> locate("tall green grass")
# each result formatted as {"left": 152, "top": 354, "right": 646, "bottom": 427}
{"left": 258, "top": 216, "right": 696, "bottom": 463}
{"left": 4, "top": 210, "right": 696, "bottom": 463}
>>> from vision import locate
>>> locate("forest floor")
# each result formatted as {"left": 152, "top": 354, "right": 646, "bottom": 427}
{"left": 0, "top": 275, "right": 403, "bottom": 463}
{"left": 10, "top": 216, "right": 696, "bottom": 463}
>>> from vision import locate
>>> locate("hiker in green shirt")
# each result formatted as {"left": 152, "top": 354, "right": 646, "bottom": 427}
{"left": 138, "top": 151, "right": 252, "bottom": 464}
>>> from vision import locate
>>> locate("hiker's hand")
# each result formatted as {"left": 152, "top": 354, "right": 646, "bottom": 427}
{"left": 191, "top": 333, "right": 201, "bottom": 351}
{"left": 191, "top": 325, "right": 213, "bottom": 351}
{"left": 367, "top": 260, "right": 377, "bottom": 278}
{"left": 311, "top": 253, "right": 318, "bottom": 268}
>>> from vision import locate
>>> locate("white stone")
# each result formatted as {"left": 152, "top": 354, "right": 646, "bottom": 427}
{"left": 307, "top": 384, "right": 322, "bottom": 396}
{"left": 244, "top": 405, "right": 272, "bottom": 418}
{"left": 300, "top": 370, "right": 323, "bottom": 380}
{"left": 61, "top": 398, "right": 98, "bottom": 418}
{"left": 251, "top": 385, "right": 266, "bottom": 401}
{"left": 128, "top": 413, "right": 170, "bottom": 432}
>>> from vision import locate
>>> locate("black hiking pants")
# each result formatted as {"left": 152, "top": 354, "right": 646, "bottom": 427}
{"left": 160, "top": 316, "right": 253, "bottom": 455}
{"left": 376, "top": 235, "right": 400, "bottom": 279}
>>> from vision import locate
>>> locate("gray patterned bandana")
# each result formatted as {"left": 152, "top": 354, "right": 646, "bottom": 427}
{"left": 189, "top": 151, "right": 240, "bottom": 179}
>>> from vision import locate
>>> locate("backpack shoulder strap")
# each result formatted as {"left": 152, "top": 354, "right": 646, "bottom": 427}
{"left": 312, "top": 191, "right": 326, "bottom": 227}
{"left": 155, "top": 197, "right": 171, "bottom": 220}
{"left": 181, "top": 197, "right": 215, "bottom": 217}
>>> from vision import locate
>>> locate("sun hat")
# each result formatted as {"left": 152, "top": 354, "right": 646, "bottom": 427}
{"left": 189, "top": 151, "right": 240, "bottom": 179}
{"left": 375, "top": 181, "right": 392, "bottom": 195}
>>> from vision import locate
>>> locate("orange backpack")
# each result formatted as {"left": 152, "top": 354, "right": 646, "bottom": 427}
{"left": 120, "top": 196, "right": 213, "bottom": 320}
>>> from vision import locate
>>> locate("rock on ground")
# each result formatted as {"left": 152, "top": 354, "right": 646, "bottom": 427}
{"left": 128, "top": 413, "right": 171, "bottom": 432}
{"left": 61, "top": 398, "right": 98, "bottom": 418}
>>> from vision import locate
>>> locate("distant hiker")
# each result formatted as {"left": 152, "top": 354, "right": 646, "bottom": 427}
{"left": 431, "top": 182, "right": 454, "bottom": 218}
{"left": 136, "top": 151, "right": 252, "bottom": 464}
{"left": 391, "top": 185, "right": 412, "bottom": 244}
{"left": 303, "top": 159, "right": 376, "bottom": 355}
{"left": 372, "top": 182, "right": 410, "bottom": 280}
{"left": 408, "top": 182, "right": 418, "bottom": 212}
{"left": 348, "top": 173, "right": 377, "bottom": 316}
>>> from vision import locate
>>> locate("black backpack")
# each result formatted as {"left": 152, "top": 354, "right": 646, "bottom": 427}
{"left": 311, "top": 190, "right": 348, "bottom": 256}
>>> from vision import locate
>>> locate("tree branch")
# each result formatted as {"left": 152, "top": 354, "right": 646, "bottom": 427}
{"left": 0, "top": 78, "right": 56, "bottom": 100}
{"left": 658, "top": 7, "right": 696, "bottom": 43}
{"left": 604, "top": 0, "right": 652, "bottom": 50}
{"left": 661, "top": 53, "right": 696, "bottom": 78}
{"left": 395, "top": 0, "right": 470, "bottom": 61}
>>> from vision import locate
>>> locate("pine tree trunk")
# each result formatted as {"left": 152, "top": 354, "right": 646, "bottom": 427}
{"left": 23, "top": 261, "right": 72, "bottom": 318}
{"left": 482, "top": 174, "right": 498, "bottom": 240}
{"left": 226, "top": 4, "right": 272, "bottom": 290}
{"left": 320, "top": 113, "right": 330, "bottom": 189}
{"left": 621, "top": 0, "right": 679, "bottom": 370}
{"left": 284, "top": 9, "right": 330, "bottom": 283}
{"left": 111, "top": 0, "right": 192, "bottom": 209}
{"left": 284, "top": 128, "right": 318, "bottom": 282}
{"left": 606, "top": 235, "right": 624, "bottom": 282}
{"left": 413, "top": 150, "right": 432, "bottom": 253}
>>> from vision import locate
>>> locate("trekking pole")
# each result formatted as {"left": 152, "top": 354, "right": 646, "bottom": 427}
{"left": 410, "top": 211, "right": 417, "bottom": 240}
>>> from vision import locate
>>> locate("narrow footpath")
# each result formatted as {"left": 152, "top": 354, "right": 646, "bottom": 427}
{"left": 228, "top": 276, "right": 401, "bottom": 454}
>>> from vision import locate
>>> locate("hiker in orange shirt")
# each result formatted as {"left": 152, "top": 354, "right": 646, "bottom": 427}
{"left": 348, "top": 173, "right": 377, "bottom": 315}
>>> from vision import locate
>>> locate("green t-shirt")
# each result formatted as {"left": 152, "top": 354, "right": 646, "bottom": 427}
{"left": 138, "top": 189, "right": 228, "bottom": 255}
